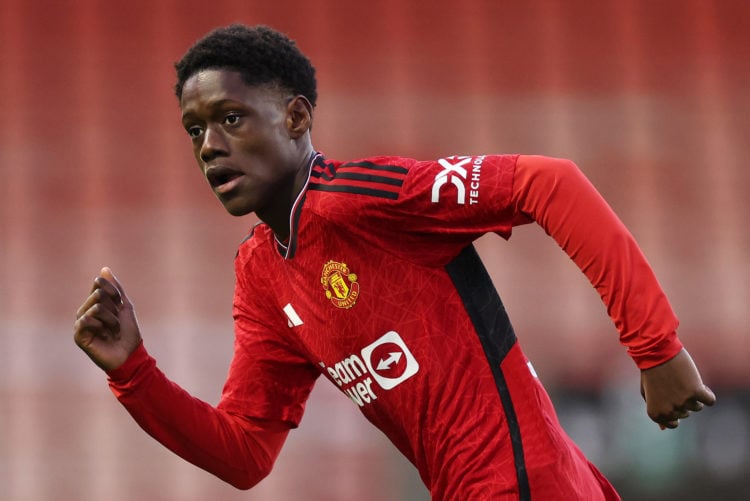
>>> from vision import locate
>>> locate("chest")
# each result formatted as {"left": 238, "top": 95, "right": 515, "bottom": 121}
{"left": 274, "top": 221, "right": 436, "bottom": 355}
{"left": 264, "top": 217, "right": 463, "bottom": 409}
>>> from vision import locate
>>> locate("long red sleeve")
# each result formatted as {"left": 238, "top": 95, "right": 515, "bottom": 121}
{"left": 107, "top": 341, "right": 288, "bottom": 489}
{"left": 511, "top": 155, "right": 683, "bottom": 369}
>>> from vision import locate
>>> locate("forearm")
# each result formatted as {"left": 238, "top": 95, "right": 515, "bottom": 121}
{"left": 512, "top": 155, "right": 683, "bottom": 368}
{"left": 107, "top": 341, "right": 287, "bottom": 489}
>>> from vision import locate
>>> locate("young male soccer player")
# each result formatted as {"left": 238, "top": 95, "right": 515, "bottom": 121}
{"left": 74, "top": 24, "right": 716, "bottom": 500}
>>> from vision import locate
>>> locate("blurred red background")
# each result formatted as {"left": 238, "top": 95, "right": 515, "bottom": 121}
{"left": 1, "top": 1, "right": 748, "bottom": 500}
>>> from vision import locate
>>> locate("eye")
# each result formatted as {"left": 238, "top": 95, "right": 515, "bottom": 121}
{"left": 186, "top": 125, "right": 203, "bottom": 138}
{"left": 223, "top": 113, "right": 242, "bottom": 126}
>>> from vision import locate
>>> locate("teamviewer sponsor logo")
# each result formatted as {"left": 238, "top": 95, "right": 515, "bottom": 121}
{"left": 322, "top": 331, "right": 419, "bottom": 407}
{"left": 361, "top": 331, "right": 419, "bottom": 390}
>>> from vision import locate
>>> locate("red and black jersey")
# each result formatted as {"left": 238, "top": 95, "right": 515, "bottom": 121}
{"left": 109, "top": 153, "right": 681, "bottom": 499}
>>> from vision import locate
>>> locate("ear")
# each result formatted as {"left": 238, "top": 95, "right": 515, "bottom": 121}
{"left": 286, "top": 95, "right": 313, "bottom": 139}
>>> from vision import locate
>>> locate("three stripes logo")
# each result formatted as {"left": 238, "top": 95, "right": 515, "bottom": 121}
{"left": 307, "top": 160, "right": 408, "bottom": 200}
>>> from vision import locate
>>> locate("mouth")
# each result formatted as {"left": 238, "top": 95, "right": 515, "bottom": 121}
{"left": 205, "top": 165, "right": 244, "bottom": 194}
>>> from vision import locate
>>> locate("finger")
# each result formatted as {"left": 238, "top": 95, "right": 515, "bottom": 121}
{"left": 675, "top": 410, "right": 691, "bottom": 419}
{"left": 76, "top": 291, "right": 98, "bottom": 319}
{"left": 74, "top": 315, "right": 112, "bottom": 342}
{"left": 697, "top": 384, "right": 717, "bottom": 406}
{"left": 79, "top": 303, "right": 121, "bottom": 335}
{"left": 76, "top": 287, "right": 120, "bottom": 319}
{"left": 91, "top": 275, "right": 123, "bottom": 306}
{"left": 100, "top": 267, "right": 131, "bottom": 307}
{"left": 660, "top": 419, "right": 679, "bottom": 429}
{"left": 649, "top": 407, "right": 685, "bottom": 426}
{"left": 74, "top": 314, "right": 102, "bottom": 334}
{"left": 685, "top": 400, "right": 705, "bottom": 412}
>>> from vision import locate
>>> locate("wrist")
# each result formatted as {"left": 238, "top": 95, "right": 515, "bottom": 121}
{"left": 106, "top": 339, "right": 149, "bottom": 384}
{"left": 630, "top": 333, "right": 683, "bottom": 370}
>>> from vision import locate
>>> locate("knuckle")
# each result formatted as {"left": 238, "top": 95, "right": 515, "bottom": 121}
{"left": 74, "top": 316, "right": 95, "bottom": 333}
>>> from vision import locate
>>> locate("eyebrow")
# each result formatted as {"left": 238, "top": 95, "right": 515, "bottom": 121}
{"left": 181, "top": 98, "right": 243, "bottom": 121}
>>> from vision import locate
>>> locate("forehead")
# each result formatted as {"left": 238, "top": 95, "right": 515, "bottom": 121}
{"left": 180, "top": 69, "right": 283, "bottom": 113}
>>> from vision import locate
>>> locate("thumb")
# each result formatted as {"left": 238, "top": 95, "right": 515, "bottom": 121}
{"left": 697, "top": 384, "right": 717, "bottom": 407}
{"left": 100, "top": 266, "right": 132, "bottom": 306}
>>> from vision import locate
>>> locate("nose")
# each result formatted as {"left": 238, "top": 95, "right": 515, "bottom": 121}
{"left": 200, "top": 125, "right": 229, "bottom": 162}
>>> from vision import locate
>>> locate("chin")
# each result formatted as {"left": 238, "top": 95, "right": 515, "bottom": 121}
{"left": 226, "top": 206, "right": 254, "bottom": 217}
{"left": 216, "top": 193, "right": 254, "bottom": 217}
{"left": 222, "top": 201, "right": 254, "bottom": 217}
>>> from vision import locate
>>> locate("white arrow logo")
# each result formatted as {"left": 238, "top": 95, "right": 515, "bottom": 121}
{"left": 376, "top": 352, "right": 402, "bottom": 371}
{"left": 361, "top": 331, "right": 420, "bottom": 390}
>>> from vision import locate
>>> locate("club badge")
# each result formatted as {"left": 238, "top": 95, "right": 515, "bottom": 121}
{"left": 321, "top": 260, "right": 360, "bottom": 309}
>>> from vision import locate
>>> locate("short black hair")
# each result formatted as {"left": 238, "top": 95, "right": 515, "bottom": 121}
{"left": 174, "top": 24, "right": 317, "bottom": 106}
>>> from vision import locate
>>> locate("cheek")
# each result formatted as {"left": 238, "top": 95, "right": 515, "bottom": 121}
{"left": 240, "top": 135, "right": 289, "bottom": 165}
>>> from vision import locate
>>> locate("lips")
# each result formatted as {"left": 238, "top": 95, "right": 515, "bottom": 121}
{"left": 205, "top": 165, "right": 244, "bottom": 194}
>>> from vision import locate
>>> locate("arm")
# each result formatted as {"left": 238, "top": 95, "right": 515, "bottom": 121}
{"left": 74, "top": 267, "right": 287, "bottom": 489}
{"left": 511, "top": 155, "right": 715, "bottom": 427}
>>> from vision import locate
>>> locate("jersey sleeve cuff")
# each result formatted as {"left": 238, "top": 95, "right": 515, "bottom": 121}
{"left": 628, "top": 332, "right": 684, "bottom": 370}
{"left": 106, "top": 340, "right": 154, "bottom": 392}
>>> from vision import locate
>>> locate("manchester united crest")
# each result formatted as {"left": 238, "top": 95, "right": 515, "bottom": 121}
{"left": 321, "top": 260, "right": 360, "bottom": 309}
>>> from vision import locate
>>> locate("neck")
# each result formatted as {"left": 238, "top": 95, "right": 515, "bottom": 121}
{"left": 259, "top": 147, "right": 315, "bottom": 241}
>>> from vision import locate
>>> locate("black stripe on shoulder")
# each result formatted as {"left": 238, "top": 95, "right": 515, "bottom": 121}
{"left": 310, "top": 167, "right": 336, "bottom": 181}
{"left": 445, "top": 245, "right": 529, "bottom": 501}
{"left": 333, "top": 171, "right": 404, "bottom": 187}
{"left": 307, "top": 183, "right": 400, "bottom": 200}
{"left": 339, "top": 161, "right": 410, "bottom": 175}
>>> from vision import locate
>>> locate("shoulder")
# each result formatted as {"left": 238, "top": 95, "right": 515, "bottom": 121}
{"left": 304, "top": 153, "right": 522, "bottom": 211}
{"left": 307, "top": 155, "right": 417, "bottom": 201}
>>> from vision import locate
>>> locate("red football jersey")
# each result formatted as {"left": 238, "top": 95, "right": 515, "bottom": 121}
{"left": 110, "top": 153, "right": 681, "bottom": 499}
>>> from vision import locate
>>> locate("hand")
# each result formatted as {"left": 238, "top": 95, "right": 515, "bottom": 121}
{"left": 74, "top": 267, "right": 142, "bottom": 371}
{"left": 640, "top": 348, "right": 716, "bottom": 429}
